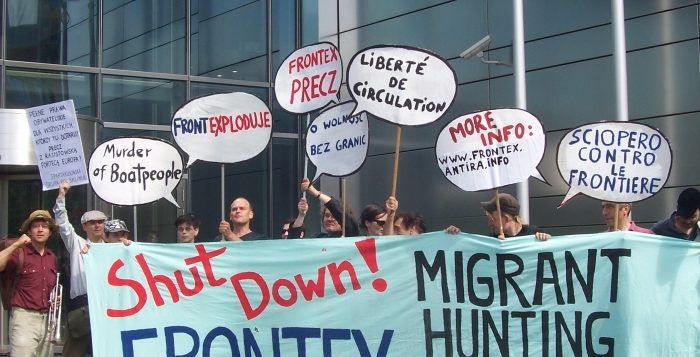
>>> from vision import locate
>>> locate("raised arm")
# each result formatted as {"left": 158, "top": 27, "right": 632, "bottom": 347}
{"left": 384, "top": 196, "right": 398, "bottom": 235}
{"left": 0, "top": 235, "right": 30, "bottom": 272}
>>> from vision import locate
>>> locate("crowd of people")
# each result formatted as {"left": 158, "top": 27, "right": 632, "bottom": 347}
{"left": 0, "top": 178, "right": 698, "bottom": 356}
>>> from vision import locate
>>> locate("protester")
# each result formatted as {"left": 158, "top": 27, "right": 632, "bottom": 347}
{"left": 147, "top": 230, "right": 159, "bottom": 243}
{"left": 360, "top": 204, "right": 388, "bottom": 236}
{"left": 53, "top": 180, "right": 108, "bottom": 355}
{"left": 651, "top": 187, "right": 700, "bottom": 241}
{"left": 175, "top": 214, "right": 200, "bottom": 243}
{"left": 393, "top": 211, "right": 427, "bottom": 235}
{"left": 601, "top": 201, "right": 652, "bottom": 233}
{"left": 289, "top": 178, "right": 359, "bottom": 238}
{"left": 0, "top": 210, "right": 57, "bottom": 357}
{"left": 281, "top": 218, "right": 304, "bottom": 239}
{"left": 218, "top": 197, "right": 268, "bottom": 241}
{"left": 104, "top": 219, "right": 134, "bottom": 244}
{"left": 480, "top": 193, "right": 550, "bottom": 240}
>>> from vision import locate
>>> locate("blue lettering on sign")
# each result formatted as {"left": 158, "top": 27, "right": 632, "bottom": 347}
{"left": 567, "top": 169, "right": 661, "bottom": 194}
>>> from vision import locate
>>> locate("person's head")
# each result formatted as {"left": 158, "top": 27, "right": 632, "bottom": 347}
{"left": 601, "top": 201, "right": 632, "bottom": 230}
{"left": 480, "top": 193, "right": 522, "bottom": 236}
{"left": 394, "top": 211, "right": 427, "bottom": 235}
{"left": 175, "top": 214, "right": 200, "bottom": 243}
{"left": 81, "top": 210, "right": 107, "bottom": 242}
{"left": 147, "top": 231, "right": 159, "bottom": 243}
{"left": 281, "top": 218, "right": 304, "bottom": 239}
{"left": 20, "top": 210, "right": 56, "bottom": 244}
{"left": 320, "top": 203, "right": 354, "bottom": 234}
{"left": 104, "top": 219, "right": 130, "bottom": 243}
{"left": 229, "top": 197, "right": 254, "bottom": 227}
{"left": 360, "top": 204, "right": 387, "bottom": 236}
{"left": 674, "top": 188, "right": 700, "bottom": 230}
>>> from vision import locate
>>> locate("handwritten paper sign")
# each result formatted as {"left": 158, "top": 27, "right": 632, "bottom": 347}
{"left": 88, "top": 137, "right": 184, "bottom": 207}
{"left": 306, "top": 102, "right": 369, "bottom": 180}
{"left": 557, "top": 122, "right": 672, "bottom": 205}
{"left": 84, "top": 232, "right": 700, "bottom": 357}
{"left": 26, "top": 100, "right": 89, "bottom": 190}
{"left": 0, "top": 109, "right": 37, "bottom": 166}
{"left": 274, "top": 42, "right": 342, "bottom": 114}
{"left": 435, "top": 109, "right": 546, "bottom": 191}
{"left": 347, "top": 45, "right": 457, "bottom": 126}
{"left": 171, "top": 92, "right": 272, "bottom": 166}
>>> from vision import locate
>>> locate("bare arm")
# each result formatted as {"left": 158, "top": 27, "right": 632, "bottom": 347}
{"left": 0, "top": 235, "right": 31, "bottom": 272}
{"left": 384, "top": 196, "right": 398, "bottom": 235}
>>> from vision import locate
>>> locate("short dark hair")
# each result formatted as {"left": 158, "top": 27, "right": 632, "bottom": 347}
{"left": 396, "top": 211, "right": 427, "bottom": 234}
{"left": 175, "top": 213, "right": 200, "bottom": 229}
{"left": 676, "top": 188, "right": 700, "bottom": 218}
{"left": 360, "top": 204, "right": 387, "bottom": 230}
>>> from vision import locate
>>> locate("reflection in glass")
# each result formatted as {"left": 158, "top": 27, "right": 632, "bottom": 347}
{"left": 102, "top": 76, "right": 185, "bottom": 125}
{"left": 6, "top": 0, "right": 97, "bottom": 66}
{"left": 5, "top": 69, "right": 95, "bottom": 115}
{"left": 191, "top": 0, "right": 268, "bottom": 81}
{"left": 103, "top": 0, "right": 185, "bottom": 73}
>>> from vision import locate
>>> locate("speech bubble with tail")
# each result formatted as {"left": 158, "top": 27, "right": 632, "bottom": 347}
{"left": 435, "top": 109, "right": 547, "bottom": 191}
{"left": 557, "top": 122, "right": 672, "bottom": 206}
{"left": 275, "top": 42, "right": 342, "bottom": 114}
{"left": 171, "top": 92, "right": 272, "bottom": 166}
{"left": 306, "top": 102, "right": 369, "bottom": 181}
{"left": 347, "top": 45, "right": 457, "bottom": 126}
{"left": 88, "top": 137, "right": 184, "bottom": 207}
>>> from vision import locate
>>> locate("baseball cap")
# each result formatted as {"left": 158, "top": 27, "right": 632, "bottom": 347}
{"left": 105, "top": 219, "right": 130, "bottom": 233}
{"left": 676, "top": 188, "right": 700, "bottom": 218}
{"left": 480, "top": 193, "right": 520, "bottom": 216}
{"left": 20, "top": 210, "right": 56, "bottom": 233}
{"left": 81, "top": 210, "right": 107, "bottom": 224}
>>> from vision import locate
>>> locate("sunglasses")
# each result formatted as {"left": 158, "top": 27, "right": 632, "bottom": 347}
{"left": 374, "top": 219, "right": 386, "bottom": 227}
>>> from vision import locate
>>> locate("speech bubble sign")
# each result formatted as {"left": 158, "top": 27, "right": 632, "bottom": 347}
{"left": 435, "top": 109, "right": 546, "bottom": 192}
{"left": 171, "top": 92, "right": 272, "bottom": 166}
{"left": 556, "top": 122, "right": 672, "bottom": 205}
{"left": 347, "top": 45, "right": 457, "bottom": 126}
{"left": 88, "top": 137, "right": 184, "bottom": 207}
{"left": 274, "top": 42, "right": 342, "bottom": 114}
{"left": 306, "top": 102, "right": 369, "bottom": 181}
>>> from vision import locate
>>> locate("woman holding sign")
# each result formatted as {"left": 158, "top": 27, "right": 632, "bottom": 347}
{"left": 288, "top": 178, "right": 359, "bottom": 238}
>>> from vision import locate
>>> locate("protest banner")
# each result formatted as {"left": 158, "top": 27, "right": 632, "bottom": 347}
{"left": 435, "top": 109, "right": 546, "bottom": 192}
{"left": 26, "top": 99, "right": 89, "bottom": 190}
{"left": 347, "top": 45, "right": 457, "bottom": 126}
{"left": 306, "top": 102, "right": 369, "bottom": 181}
{"left": 88, "top": 137, "right": 184, "bottom": 207}
{"left": 84, "top": 232, "right": 699, "bottom": 357}
{"left": 0, "top": 109, "right": 37, "bottom": 166}
{"left": 275, "top": 42, "right": 342, "bottom": 114}
{"left": 557, "top": 122, "right": 672, "bottom": 206}
{"left": 171, "top": 92, "right": 272, "bottom": 167}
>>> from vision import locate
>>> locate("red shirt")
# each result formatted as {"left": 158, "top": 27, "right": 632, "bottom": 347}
{"left": 7, "top": 245, "right": 57, "bottom": 312}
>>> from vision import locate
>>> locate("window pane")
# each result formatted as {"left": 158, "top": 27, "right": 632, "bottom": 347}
{"left": 103, "top": 0, "right": 185, "bottom": 73}
{"left": 102, "top": 76, "right": 186, "bottom": 125}
{"left": 271, "top": 137, "right": 301, "bottom": 239}
{"left": 5, "top": 69, "right": 95, "bottom": 116}
{"left": 6, "top": 0, "right": 97, "bottom": 66}
{"left": 191, "top": 0, "right": 268, "bottom": 81}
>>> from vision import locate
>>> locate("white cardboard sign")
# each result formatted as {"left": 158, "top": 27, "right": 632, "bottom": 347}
{"left": 347, "top": 45, "right": 457, "bottom": 126}
{"left": 436, "top": 109, "right": 546, "bottom": 191}
{"left": 557, "top": 122, "right": 672, "bottom": 205}
{"left": 275, "top": 42, "right": 342, "bottom": 114}
{"left": 26, "top": 100, "right": 89, "bottom": 190}
{"left": 172, "top": 92, "right": 272, "bottom": 166}
{"left": 88, "top": 137, "right": 184, "bottom": 207}
{"left": 306, "top": 102, "right": 369, "bottom": 181}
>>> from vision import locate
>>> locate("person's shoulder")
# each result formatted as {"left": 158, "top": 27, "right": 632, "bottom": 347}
{"left": 242, "top": 231, "right": 269, "bottom": 241}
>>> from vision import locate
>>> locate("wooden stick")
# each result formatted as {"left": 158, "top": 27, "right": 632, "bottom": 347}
{"left": 303, "top": 113, "right": 310, "bottom": 199}
{"left": 495, "top": 189, "right": 505, "bottom": 239}
{"left": 614, "top": 203, "right": 620, "bottom": 231}
{"left": 341, "top": 177, "right": 346, "bottom": 238}
{"left": 221, "top": 164, "right": 225, "bottom": 220}
{"left": 391, "top": 126, "right": 402, "bottom": 197}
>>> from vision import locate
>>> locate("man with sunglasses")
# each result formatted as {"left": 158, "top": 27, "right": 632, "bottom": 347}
{"left": 652, "top": 187, "right": 700, "bottom": 241}
{"left": 53, "top": 180, "right": 107, "bottom": 356}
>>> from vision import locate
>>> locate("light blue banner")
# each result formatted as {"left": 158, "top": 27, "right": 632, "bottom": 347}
{"left": 84, "top": 232, "right": 699, "bottom": 356}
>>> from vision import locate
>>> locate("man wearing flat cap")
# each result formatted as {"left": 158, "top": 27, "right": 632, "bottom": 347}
{"left": 0, "top": 210, "right": 58, "bottom": 357}
{"left": 53, "top": 180, "right": 107, "bottom": 355}
{"left": 480, "top": 193, "right": 550, "bottom": 241}
{"left": 652, "top": 187, "right": 700, "bottom": 241}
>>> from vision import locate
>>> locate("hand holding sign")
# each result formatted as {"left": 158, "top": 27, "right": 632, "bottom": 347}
{"left": 347, "top": 45, "right": 457, "bottom": 126}
{"left": 435, "top": 109, "right": 546, "bottom": 191}
{"left": 275, "top": 42, "right": 342, "bottom": 114}
{"left": 306, "top": 102, "right": 369, "bottom": 181}
{"left": 172, "top": 92, "right": 272, "bottom": 166}
{"left": 557, "top": 122, "right": 672, "bottom": 205}
{"left": 88, "top": 138, "right": 184, "bottom": 207}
